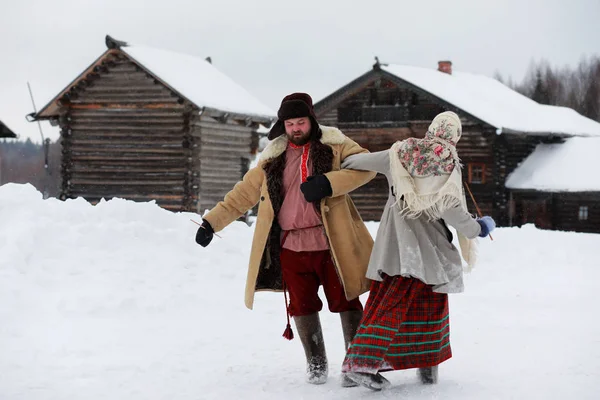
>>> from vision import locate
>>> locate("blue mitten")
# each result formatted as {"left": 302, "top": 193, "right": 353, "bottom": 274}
{"left": 476, "top": 216, "right": 496, "bottom": 238}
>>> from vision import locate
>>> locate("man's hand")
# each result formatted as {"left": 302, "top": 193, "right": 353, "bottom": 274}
{"left": 195, "top": 220, "right": 215, "bottom": 247}
{"left": 300, "top": 175, "right": 333, "bottom": 203}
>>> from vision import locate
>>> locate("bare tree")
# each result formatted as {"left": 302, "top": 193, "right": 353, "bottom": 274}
{"left": 506, "top": 56, "right": 600, "bottom": 122}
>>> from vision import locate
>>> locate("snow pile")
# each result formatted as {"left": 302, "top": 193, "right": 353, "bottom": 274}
{"left": 0, "top": 183, "right": 598, "bottom": 399}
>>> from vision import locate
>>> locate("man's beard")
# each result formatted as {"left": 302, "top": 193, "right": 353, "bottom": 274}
{"left": 288, "top": 131, "right": 311, "bottom": 145}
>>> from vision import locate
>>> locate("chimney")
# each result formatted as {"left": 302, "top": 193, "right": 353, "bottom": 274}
{"left": 438, "top": 60, "right": 452, "bottom": 75}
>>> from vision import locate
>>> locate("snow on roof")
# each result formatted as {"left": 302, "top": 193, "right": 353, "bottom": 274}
{"left": 382, "top": 65, "right": 600, "bottom": 137}
{"left": 505, "top": 137, "right": 600, "bottom": 192}
{"left": 123, "top": 46, "right": 275, "bottom": 119}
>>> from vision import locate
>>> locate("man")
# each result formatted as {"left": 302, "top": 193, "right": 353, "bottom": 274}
{"left": 195, "top": 92, "right": 375, "bottom": 386}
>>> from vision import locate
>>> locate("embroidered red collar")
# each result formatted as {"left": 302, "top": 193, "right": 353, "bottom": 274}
{"left": 288, "top": 142, "right": 310, "bottom": 183}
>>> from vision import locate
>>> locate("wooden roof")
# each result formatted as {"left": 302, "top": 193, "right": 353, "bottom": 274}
{"left": 0, "top": 120, "right": 17, "bottom": 138}
{"left": 30, "top": 35, "right": 275, "bottom": 124}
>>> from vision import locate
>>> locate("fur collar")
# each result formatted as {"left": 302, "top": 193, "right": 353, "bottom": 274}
{"left": 259, "top": 125, "right": 346, "bottom": 161}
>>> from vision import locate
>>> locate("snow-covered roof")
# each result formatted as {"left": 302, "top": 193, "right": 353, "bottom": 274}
{"left": 505, "top": 137, "right": 600, "bottom": 192}
{"left": 122, "top": 46, "right": 275, "bottom": 120}
{"left": 382, "top": 65, "right": 600, "bottom": 137}
{"left": 34, "top": 38, "right": 276, "bottom": 122}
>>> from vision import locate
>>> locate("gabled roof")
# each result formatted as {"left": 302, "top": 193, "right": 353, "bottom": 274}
{"left": 0, "top": 120, "right": 17, "bottom": 138}
{"left": 315, "top": 63, "right": 600, "bottom": 138}
{"left": 32, "top": 35, "right": 275, "bottom": 123}
{"left": 506, "top": 137, "right": 600, "bottom": 192}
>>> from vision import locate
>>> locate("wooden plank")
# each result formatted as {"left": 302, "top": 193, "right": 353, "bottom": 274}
{"left": 71, "top": 186, "right": 185, "bottom": 194}
{"left": 199, "top": 158, "right": 255, "bottom": 168}
{"left": 200, "top": 184, "right": 241, "bottom": 193}
{"left": 200, "top": 135, "right": 251, "bottom": 145}
{"left": 199, "top": 143, "right": 250, "bottom": 153}
{"left": 70, "top": 109, "right": 186, "bottom": 117}
{"left": 69, "top": 103, "right": 186, "bottom": 110}
{"left": 68, "top": 161, "right": 186, "bottom": 169}
{"left": 71, "top": 131, "right": 184, "bottom": 139}
{"left": 70, "top": 178, "right": 182, "bottom": 185}
{"left": 70, "top": 116, "right": 185, "bottom": 124}
{"left": 198, "top": 166, "right": 244, "bottom": 174}
{"left": 195, "top": 119, "right": 257, "bottom": 134}
{"left": 84, "top": 85, "right": 170, "bottom": 94}
{"left": 200, "top": 177, "right": 242, "bottom": 185}
{"left": 69, "top": 164, "right": 186, "bottom": 173}
{"left": 70, "top": 139, "right": 183, "bottom": 146}
{"left": 72, "top": 125, "right": 183, "bottom": 132}
{"left": 70, "top": 172, "right": 185, "bottom": 180}
{"left": 199, "top": 171, "right": 244, "bottom": 179}
{"left": 70, "top": 146, "right": 185, "bottom": 154}
{"left": 107, "top": 63, "right": 140, "bottom": 73}
{"left": 71, "top": 96, "right": 179, "bottom": 103}
{"left": 69, "top": 154, "right": 184, "bottom": 161}
{"left": 98, "top": 72, "right": 151, "bottom": 81}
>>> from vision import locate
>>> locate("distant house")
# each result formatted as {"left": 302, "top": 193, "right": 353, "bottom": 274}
{"left": 0, "top": 120, "right": 17, "bottom": 138}
{"left": 506, "top": 137, "right": 600, "bottom": 233}
{"left": 28, "top": 35, "right": 275, "bottom": 212}
{"left": 314, "top": 59, "right": 600, "bottom": 224}
{"left": 0, "top": 119, "right": 17, "bottom": 186}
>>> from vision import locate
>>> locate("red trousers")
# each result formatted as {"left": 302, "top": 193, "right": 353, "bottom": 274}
{"left": 280, "top": 248, "right": 363, "bottom": 317}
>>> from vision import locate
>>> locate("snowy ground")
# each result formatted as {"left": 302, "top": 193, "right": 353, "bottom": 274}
{"left": 1, "top": 183, "right": 598, "bottom": 400}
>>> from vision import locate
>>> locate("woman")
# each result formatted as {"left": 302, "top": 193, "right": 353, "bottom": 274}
{"left": 340, "top": 111, "right": 495, "bottom": 390}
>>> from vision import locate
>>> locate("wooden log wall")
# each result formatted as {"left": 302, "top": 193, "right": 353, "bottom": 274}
{"left": 318, "top": 109, "right": 338, "bottom": 126}
{"left": 509, "top": 191, "right": 552, "bottom": 228}
{"left": 336, "top": 79, "right": 413, "bottom": 129}
{"left": 457, "top": 126, "right": 495, "bottom": 218}
{"left": 510, "top": 191, "right": 600, "bottom": 234}
{"left": 495, "top": 134, "right": 547, "bottom": 225}
{"left": 58, "top": 55, "right": 197, "bottom": 211}
{"left": 343, "top": 125, "right": 423, "bottom": 221}
{"left": 193, "top": 116, "right": 254, "bottom": 213}
{"left": 553, "top": 192, "right": 600, "bottom": 233}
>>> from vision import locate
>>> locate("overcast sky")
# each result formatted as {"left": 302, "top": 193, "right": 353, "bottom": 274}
{"left": 1, "top": 0, "right": 598, "bottom": 142}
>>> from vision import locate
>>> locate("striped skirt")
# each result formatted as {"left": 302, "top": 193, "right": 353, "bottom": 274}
{"left": 342, "top": 274, "right": 451, "bottom": 374}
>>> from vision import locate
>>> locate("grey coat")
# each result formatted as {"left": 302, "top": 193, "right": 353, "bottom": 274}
{"left": 342, "top": 150, "right": 482, "bottom": 293}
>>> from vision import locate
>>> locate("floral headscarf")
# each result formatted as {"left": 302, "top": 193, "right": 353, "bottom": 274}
{"left": 397, "top": 111, "right": 462, "bottom": 177}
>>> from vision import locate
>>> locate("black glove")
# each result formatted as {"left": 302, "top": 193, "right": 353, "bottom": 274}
{"left": 195, "top": 219, "right": 214, "bottom": 247}
{"left": 300, "top": 175, "right": 332, "bottom": 203}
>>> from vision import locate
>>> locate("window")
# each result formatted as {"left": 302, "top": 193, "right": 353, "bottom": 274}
{"left": 468, "top": 163, "right": 486, "bottom": 184}
{"left": 579, "top": 206, "right": 589, "bottom": 221}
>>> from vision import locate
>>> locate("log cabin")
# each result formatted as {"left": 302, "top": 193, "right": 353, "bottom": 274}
{"left": 28, "top": 35, "right": 275, "bottom": 213}
{"left": 314, "top": 59, "right": 600, "bottom": 229}
{"left": 506, "top": 137, "right": 600, "bottom": 233}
